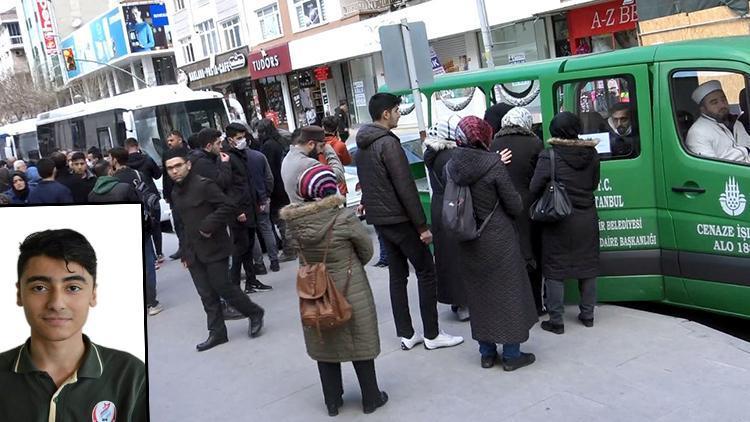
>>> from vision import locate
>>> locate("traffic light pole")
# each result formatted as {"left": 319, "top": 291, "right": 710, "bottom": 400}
{"left": 69, "top": 58, "right": 151, "bottom": 88}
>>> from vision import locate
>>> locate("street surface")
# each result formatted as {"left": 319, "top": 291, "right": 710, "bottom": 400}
{"left": 148, "top": 230, "right": 750, "bottom": 421}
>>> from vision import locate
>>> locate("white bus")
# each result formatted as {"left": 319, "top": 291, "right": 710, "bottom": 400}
{"left": 0, "top": 118, "right": 39, "bottom": 161}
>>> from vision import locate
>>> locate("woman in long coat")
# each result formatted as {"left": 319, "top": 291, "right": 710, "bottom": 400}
{"left": 530, "top": 112, "right": 600, "bottom": 334}
{"left": 489, "top": 107, "right": 545, "bottom": 314}
{"left": 280, "top": 165, "right": 387, "bottom": 417}
{"left": 448, "top": 116, "right": 538, "bottom": 371}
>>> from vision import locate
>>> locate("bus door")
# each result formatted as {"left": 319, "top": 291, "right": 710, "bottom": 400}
{"left": 657, "top": 61, "right": 750, "bottom": 317}
{"left": 552, "top": 64, "right": 661, "bottom": 301}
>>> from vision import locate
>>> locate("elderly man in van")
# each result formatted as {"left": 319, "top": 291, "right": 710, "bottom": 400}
{"left": 686, "top": 80, "right": 750, "bottom": 163}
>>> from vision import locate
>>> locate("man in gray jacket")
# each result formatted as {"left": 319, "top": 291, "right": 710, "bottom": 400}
{"left": 280, "top": 125, "right": 344, "bottom": 204}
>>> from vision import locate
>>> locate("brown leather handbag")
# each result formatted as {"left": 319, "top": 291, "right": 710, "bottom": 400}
{"left": 296, "top": 214, "right": 353, "bottom": 334}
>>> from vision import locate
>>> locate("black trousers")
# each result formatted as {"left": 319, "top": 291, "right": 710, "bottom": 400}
{"left": 187, "top": 257, "right": 264, "bottom": 338}
{"left": 150, "top": 203, "right": 163, "bottom": 256}
{"left": 230, "top": 224, "right": 257, "bottom": 286}
{"left": 376, "top": 222, "right": 439, "bottom": 340}
{"left": 171, "top": 202, "right": 184, "bottom": 250}
{"left": 317, "top": 360, "right": 380, "bottom": 407}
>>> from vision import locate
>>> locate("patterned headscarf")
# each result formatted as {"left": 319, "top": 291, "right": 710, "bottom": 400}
{"left": 298, "top": 165, "right": 338, "bottom": 201}
{"left": 455, "top": 116, "right": 494, "bottom": 150}
{"left": 427, "top": 114, "right": 462, "bottom": 141}
{"left": 501, "top": 107, "right": 533, "bottom": 132}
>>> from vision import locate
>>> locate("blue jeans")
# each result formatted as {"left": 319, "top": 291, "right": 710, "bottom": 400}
{"left": 478, "top": 341, "right": 520, "bottom": 359}
{"left": 145, "top": 234, "right": 158, "bottom": 307}
{"left": 252, "top": 207, "right": 279, "bottom": 264}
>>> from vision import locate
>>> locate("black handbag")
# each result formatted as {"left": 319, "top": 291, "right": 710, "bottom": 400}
{"left": 530, "top": 149, "right": 572, "bottom": 222}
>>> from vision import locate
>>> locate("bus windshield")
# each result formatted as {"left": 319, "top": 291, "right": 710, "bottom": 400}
{"left": 133, "top": 98, "right": 228, "bottom": 164}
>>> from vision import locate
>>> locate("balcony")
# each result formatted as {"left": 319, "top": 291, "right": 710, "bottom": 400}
{"left": 10, "top": 35, "right": 21, "bottom": 45}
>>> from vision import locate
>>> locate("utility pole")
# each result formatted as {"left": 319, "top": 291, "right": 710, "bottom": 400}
{"left": 476, "top": 0, "right": 494, "bottom": 68}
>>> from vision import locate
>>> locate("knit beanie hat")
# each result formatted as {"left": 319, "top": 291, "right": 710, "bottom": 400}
{"left": 298, "top": 165, "right": 338, "bottom": 201}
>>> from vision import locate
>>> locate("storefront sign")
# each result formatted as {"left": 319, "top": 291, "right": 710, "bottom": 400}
{"left": 314, "top": 65, "right": 331, "bottom": 81}
{"left": 188, "top": 51, "right": 247, "bottom": 82}
{"left": 353, "top": 80, "right": 367, "bottom": 107}
{"left": 37, "top": 0, "right": 58, "bottom": 55}
{"left": 180, "top": 47, "right": 250, "bottom": 89}
{"left": 567, "top": 0, "right": 638, "bottom": 40}
{"left": 248, "top": 44, "right": 292, "bottom": 80}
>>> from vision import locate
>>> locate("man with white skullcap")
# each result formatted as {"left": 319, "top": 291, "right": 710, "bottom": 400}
{"left": 686, "top": 80, "right": 750, "bottom": 163}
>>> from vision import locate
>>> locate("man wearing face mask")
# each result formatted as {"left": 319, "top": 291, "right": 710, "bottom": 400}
{"left": 224, "top": 123, "right": 271, "bottom": 293}
{"left": 280, "top": 125, "right": 344, "bottom": 204}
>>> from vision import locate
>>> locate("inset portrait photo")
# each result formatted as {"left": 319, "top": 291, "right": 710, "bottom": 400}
{"left": 0, "top": 204, "right": 148, "bottom": 422}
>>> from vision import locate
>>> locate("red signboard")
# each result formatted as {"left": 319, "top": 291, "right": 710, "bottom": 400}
{"left": 36, "top": 0, "right": 54, "bottom": 33}
{"left": 248, "top": 43, "right": 292, "bottom": 80}
{"left": 567, "top": 0, "right": 638, "bottom": 40}
{"left": 313, "top": 65, "right": 331, "bottom": 81}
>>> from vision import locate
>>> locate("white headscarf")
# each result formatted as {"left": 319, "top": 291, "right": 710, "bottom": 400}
{"left": 427, "top": 114, "right": 462, "bottom": 141}
{"left": 501, "top": 107, "right": 533, "bottom": 132}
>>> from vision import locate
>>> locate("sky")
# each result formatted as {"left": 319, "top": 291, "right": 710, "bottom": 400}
{"left": 0, "top": 0, "right": 13, "bottom": 13}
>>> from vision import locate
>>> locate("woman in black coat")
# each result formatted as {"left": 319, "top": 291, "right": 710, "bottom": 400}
{"left": 448, "top": 116, "right": 538, "bottom": 371}
{"left": 529, "top": 112, "right": 600, "bottom": 334}
{"left": 489, "top": 107, "right": 545, "bottom": 314}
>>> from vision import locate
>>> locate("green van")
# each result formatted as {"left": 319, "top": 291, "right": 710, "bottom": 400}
{"left": 385, "top": 36, "right": 750, "bottom": 319}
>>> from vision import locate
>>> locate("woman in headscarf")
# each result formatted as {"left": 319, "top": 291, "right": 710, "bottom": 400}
{"left": 280, "top": 165, "right": 387, "bottom": 417}
{"left": 5, "top": 171, "right": 31, "bottom": 204}
{"left": 448, "top": 115, "right": 538, "bottom": 371}
{"left": 529, "top": 111, "right": 600, "bottom": 334}
{"left": 490, "top": 107, "right": 545, "bottom": 314}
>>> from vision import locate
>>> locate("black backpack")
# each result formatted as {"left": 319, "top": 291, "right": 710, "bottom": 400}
{"left": 442, "top": 164, "right": 499, "bottom": 242}
{"left": 133, "top": 171, "right": 160, "bottom": 220}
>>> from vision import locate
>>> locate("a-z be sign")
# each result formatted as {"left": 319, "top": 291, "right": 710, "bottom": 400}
{"left": 567, "top": 0, "right": 638, "bottom": 40}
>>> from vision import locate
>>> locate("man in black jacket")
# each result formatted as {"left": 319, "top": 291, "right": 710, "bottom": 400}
{"left": 126, "top": 138, "right": 164, "bottom": 261}
{"left": 188, "top": 128, "right": 232, "bottom": 191}
{"left": 164, "top": 130, "right": 190, "bottom": 260}
{"left": 258, "top": 119, "right": 294, "bottom": 262}
{"left": 165, "top": 148, "right": 265, "bottom": 351}
{"left": 355, "top": 93, "right": 463, "bottom": 351}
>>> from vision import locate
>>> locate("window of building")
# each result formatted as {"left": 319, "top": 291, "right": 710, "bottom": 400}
{"left": 257, "top": 3, "right": 282, "bottom": 40}
{"left": 221, "top": 16, "right": 242, "bottom": 50}
{"left": 292, "top": 0, "right": 326, "bottom": 30}
{"left": 195, "top": 19, "right": 220, "bottom": 56}
{"left": 179, "top": 37, "right": 195, "bottom": 63}
{"left": 670, "top": 70, "right": 750, "bottom": 166}
{"left": 173, "top": 0, "right": 185, "bottom": 11}
{"left": 555, "top": 75, "right": 640, "bottom": 160}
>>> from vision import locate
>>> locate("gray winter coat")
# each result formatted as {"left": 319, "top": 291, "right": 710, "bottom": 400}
{"left": 281, "top": 195, "right": 380, "bottom": 362}
{"left": 448, "top": 147, "right": 538, "bottom": 344}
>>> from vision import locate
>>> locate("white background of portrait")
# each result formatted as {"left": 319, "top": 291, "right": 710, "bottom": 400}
{"left": 0, "top": 204, "right": 146, "bottom": 362}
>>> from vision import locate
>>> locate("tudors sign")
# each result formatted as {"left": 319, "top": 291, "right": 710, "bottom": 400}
{"left": 248, "top": 43, "right": 292, "bottom": 80}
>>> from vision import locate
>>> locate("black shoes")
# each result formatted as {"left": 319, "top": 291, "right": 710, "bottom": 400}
{"left": 541, "top": 320, "right": 565, "bottom": 335}
{"left": 254, "top": 262, "right": 268, "bottom": 275}
{"left": 244, "top": 284, "right": 257, "bottom": 294}
{"left": 270, "top": 260, "right": 280, "bottom": 272}
{"left": 502, "top": 352, "right": 536, "bottom": 371}
{"left": 249, "top": 311, "right": 264, "bottom": 338}
{"left": 363, "top": 391, "right": 388, "bottom": 414}
{"left": 196, "top": 334, "right": 228, "bottom": 352}
{"left": 251, "top": 281, "right": 273, "bottom": 292}
{"left": 578, "top": 315, "right": 594, "bottom": 327}
{"left": 223, "top": 303, "right": 245, "bottom": 320}
{"left": 481, "top": 354, "right": 497, "bottom": 369}
{"left": 326, "top": 397, "right": 343, "bottom": 417}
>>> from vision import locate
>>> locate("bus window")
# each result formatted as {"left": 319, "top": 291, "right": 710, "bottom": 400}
{"left": 555, "top": 75, "right": 639, "bottom": 160}
{"left": 430, "top": 87, "right": 486, "bottom": 125}
{"left": 670, "top": 70, "right": 750, "bottom": 166}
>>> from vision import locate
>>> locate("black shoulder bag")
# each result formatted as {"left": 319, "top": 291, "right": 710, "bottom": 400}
{"left": 530, "top": 149, "right": 572, "bottom": 223}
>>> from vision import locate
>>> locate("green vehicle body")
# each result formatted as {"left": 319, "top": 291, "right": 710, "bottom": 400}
{"left": 382, "top": 36, "right": 750, "bottom": 319}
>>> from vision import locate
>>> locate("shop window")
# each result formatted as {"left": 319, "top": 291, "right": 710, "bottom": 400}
{"left": 221, "top": 16, "right": 242, "bottom": 51}
{"left": 492, "top": 80, "right": 542, "bottom": 126}
{"left": 257, "top": 3, "right": 282, "bottom": 40}
{"left": 555, "top": 75, "right": 640, "bottom": 160}
{"left": 173, "top": 0, "right": 185, "bottom": 11}
{"left": 195, "top": 19, "right": 220, "bottom": 57}
{"left": 670, "top": 70, "right": 750, "bottom": 166}
{"left": 179, "top": 37, "right": 195, "bottom": 63}
{"left": 292, "top": 0, "right": 326, "bottom": 30}
{"left": 429, "top": 87, "right": 486, "bottom": 126}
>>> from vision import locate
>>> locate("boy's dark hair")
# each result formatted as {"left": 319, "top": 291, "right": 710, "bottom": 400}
{"left": 368, "top": 93, "right": 401, "bottom": 121}
{"left": 87, "top": 146, "right": 101, "bottom": 155}
{"left": 321, "top": 116, "right": 339, "bottom": 134}
{"left": 125, "top": 138, "right": 139, "bottom": 148}
{"left": 50, "top": 151, "right": 68, "bottom": 170}
{"left": 18, "top": 229, "right": 98, "bottom": 284}
{"left": 93, "top": 160, "right": 111, "bottom": 177}
{"left": 108, "top": 147, "right": 129, "bottom": 166}
{"left": 71, "top": 151, "right": 86, "bottom": 162}
{"left": 225, "top": 122, "right": 248, "bottom": 139}
{"left": 36, "top": 158, "right": 55, "bottom": 178}
{"left": 291, "top": 128, "right": 302, "bottom": 145}
{"left": 196, "top": 128, "right": 222, "bottom": 148}
{"left": 608, "top": 102, "right": 631, "bottom": 115}
{"left": 187, "top": 133, "right": 200, "bottom": 149}
{"left": 169, "top": 129, "right": 184, "bottom": 139}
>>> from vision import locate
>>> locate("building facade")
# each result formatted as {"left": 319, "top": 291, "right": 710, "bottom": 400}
{"left": 0, "top": 8, "right": 28, "bottom": 77}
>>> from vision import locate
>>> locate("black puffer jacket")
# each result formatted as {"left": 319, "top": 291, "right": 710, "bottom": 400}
{"left": 529, "top": 138, "right": 600, "bottom": 279}
{"left": 260, "top": 137, "right": 290, "bottom": 211}
{"left": 188, "top": 149, "right": 231, "bottom": 191}
{"left": 226, "top": 147, "right": 257, "bottom": 228}
{"left": 355, "top": 123, "right": 427, "bottom": 232}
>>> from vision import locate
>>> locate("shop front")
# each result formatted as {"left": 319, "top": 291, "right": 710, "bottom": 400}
{"left": 181, "top": 46, "right": 253, "bottom": 123}
{"left": 564, "top": 0, "right": 639, "bottom": 55}
{"left": 248, "top": 43, "right": 295, "bottom": 130}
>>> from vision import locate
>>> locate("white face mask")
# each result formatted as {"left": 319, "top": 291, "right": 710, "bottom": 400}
{"left": 235, "top": 138, "right": 247, "bottom": 150}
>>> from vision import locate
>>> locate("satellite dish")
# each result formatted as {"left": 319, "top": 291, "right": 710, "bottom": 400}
{"left": 71, "top": 18, "right": 83, "bottom": 28}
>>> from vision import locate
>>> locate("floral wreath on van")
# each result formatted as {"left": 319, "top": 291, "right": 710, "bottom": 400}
{"left": 494, "top": 80, "right": 541, "bottom": 107}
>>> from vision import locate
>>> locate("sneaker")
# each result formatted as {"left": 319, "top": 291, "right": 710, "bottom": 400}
{"left": 400, "top": 333, "right": 423, "bottom": 350}
{"left": 253, "top": 262, "right": 267, "bottom": 275}
{"left": 502, "top": 352, "right": 536, "bottom": 371}
{"left": 147, "top": 303, "right": 164, "bottom": 316}
{"left": 278, "top": 252, "right": 297, "bottom": 263}
{"left": 424, "top": 331, "right": 464, "bottom": 350}
{"left": 243, "top": 284, "right": 257, "bottom": 294}
{"left": 578, "top": 315, "right": 594, "bottom": 327}
{"left": 270, "top": 260, "right": 280, "bottom": 272}
{"left": 541, "top": 320, "right": 564, "bottom": 335}
{"left": 156, "top": 254, "right": 165, "bottom": 263}
{"left": 456, "top": 306, "right": 470, "bottom": 322}
{"left": 251, "top": 282, "right": 273, "bottom": 292}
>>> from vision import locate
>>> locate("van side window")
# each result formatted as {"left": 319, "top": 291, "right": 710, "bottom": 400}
{"left": 430, "top": 87, "right": 486, "bottom": 126}
{"left": 492, "top": 80, "right": 542, "bottom": 136}
{"left": 555, "top": 75, "right": 640, "bottom": 160}
{"left": 670, "top": 70, "right": 750, "bottom": 166}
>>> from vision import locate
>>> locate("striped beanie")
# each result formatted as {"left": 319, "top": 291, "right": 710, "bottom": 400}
{"left": 298, "top": 164, "right": 339, "bottom": 201}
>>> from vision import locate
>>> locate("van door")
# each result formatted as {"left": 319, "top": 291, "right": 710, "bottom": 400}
{"left": 552, "top": 64, "right": 662, "bottom": 301}
{"left": 657, "top": 62, "right": 750, "bottom": 317}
